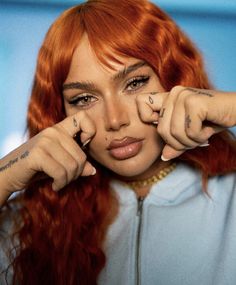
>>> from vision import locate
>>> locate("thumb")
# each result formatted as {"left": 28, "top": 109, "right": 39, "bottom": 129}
{"left": 161, "top": 144, "right": 185, "bottom": 161}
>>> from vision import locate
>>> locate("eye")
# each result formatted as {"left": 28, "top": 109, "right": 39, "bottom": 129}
{"left": 68, "top": 94, "right": 98, "bottom": 108}
{"left": 125, "top": 76, "right": 150, "bottom": 93}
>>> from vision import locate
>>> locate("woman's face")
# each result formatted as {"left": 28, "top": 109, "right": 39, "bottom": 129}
{"left": 63, "top": 35, "right": 166, "bottom": 178}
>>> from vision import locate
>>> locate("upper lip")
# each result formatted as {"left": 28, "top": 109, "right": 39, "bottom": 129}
{"left": 107, "top": 136, "right": 143, "bottom": 150}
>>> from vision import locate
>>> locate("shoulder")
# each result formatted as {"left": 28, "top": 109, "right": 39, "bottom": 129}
{"left": 208, "top": 171, "right": 236, "bottom": 194}
{"left": 206, "top": 171, "right": 236, "bottom": 208}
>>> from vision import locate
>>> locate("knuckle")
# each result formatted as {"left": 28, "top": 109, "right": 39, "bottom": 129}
{"left": 170, "top": 124, "right": 180, "bottom": 137}
{"left": 55, "top": 166, "right": 67, "bottom": 182}
{"left": 184, "top": 95, "right": 197, "bottom": 109}
{"left": 185, "top": 128, "right": 199, "bottom": 139}
{"left": 171, "top": 85, "right": 184, "bottom": 95}
{"left": 68, "top": 159, "right": 79, "bottom": 173}
{"left": 41, "top": 127, "right": 58, "bottom": 138}
{"left": 35, "top": 137, "right": 53, "bottom": 152}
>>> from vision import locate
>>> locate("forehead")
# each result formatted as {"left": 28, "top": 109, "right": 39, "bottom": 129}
{"left": 65, "top": 34, "right": 142, "bottom": 83}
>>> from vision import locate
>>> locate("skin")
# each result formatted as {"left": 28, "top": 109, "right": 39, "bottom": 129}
{"left": 0, "top": 34, "right": 236, "bottom": 207}
{"left": 63, "top": 35, "right": 168, "bottom": 180}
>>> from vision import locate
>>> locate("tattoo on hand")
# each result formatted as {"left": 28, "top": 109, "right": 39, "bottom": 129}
{"left": 185, "top": 115, "right": 191, "bottom": 128}
{"left": 73, "top": 117, "right": 78, "bottom": 127}
{"left": 149, "top": 96, "right": 154, "bottom": 104}
{"left": 159, "top": 108, "right": 166, "bottom": 118}
{"left": 186, "top": 87, "right": 213, "bottom": 97}
{"left": 0, "top": 151, "right": 29, "bottom": 173}
{"left": 150, "top": 91, "right": 159, "bottom": 95}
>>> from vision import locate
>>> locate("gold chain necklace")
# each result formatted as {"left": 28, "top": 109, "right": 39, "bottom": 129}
{"left": 125, "top": 163, "right": 177, "bottom": 190}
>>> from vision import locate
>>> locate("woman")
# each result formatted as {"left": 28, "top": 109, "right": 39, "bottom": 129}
{"left": 0, "top": 0, "right": 236, "bottom": 284}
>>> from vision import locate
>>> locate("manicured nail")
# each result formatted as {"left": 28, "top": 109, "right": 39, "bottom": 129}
{"left": 161, "top": 155, "right": 171, "bottom": 161}
{"left": 91, "top": 167, "right": 96, "bottom": 175}
{"left": 199, "top": 141, "right": 209, "bottom": 147}
{"left": 82, "top": 138, "right": 91, "bottom": 148}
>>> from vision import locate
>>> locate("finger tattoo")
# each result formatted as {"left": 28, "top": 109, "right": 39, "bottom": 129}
{"left": 159, "top": 108, "right": 166, "bottom": 118}
{"left": 185, "top": 115, "right": 191, "bottom": 128}
{"left": 149, "top": 96, "right": 154, "bottom": 104}
{"left": 150, "top": 91, "right": 159, "bottom": 95}
{"left": 73, "top": 117, "right": 78, "bottom": 127}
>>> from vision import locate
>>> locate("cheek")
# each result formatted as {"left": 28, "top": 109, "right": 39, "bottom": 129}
{"left": 64, "top": 102, "right": 77, "bottom": 117}
{"left": 88, "top": 137, "right": 107, "bottom": 165}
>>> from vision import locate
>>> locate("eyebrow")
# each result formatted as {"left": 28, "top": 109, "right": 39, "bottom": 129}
{"left": 62, "top": 60, "right": 148, "bottom": 91}
{"left": 111, "top": 60, "right": 148, "bottom": 81}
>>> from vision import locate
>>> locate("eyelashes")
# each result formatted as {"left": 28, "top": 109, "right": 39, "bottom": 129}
{"left": 125, "top": 75, "right": 150, "bottom": 93}
{"left": 68, "top": 94, "right": 98, "bottom": 107}
{"left": 67, "top": 75, "right": 150, "bottom": 108}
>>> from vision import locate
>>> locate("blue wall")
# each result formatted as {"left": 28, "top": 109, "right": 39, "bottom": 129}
{"left": 0, "top": 0, "right": 236, "bottom": 156}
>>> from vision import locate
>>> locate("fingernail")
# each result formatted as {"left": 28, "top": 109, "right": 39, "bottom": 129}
{"left": 91, "top": 167, "right": 96, "bottom": 175}
{"left": 82, "top": 138, "right": 91, "bottom": 147}
{"left": 161, "top": 155, "right": 171, "bottom": 161}
{"left": 199, "top": 141, "right": 210, "bottom": 147}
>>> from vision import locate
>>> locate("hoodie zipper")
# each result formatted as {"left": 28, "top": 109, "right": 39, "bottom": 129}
{"left": 135, "top": 197, "right": 145, "bottom": 285}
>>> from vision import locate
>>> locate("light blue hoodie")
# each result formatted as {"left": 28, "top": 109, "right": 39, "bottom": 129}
{"left": 98, "top": 163, "right": 236, "bottom": 285}
{"left": 1, "top": 163, "right": 236, "bottom": 285}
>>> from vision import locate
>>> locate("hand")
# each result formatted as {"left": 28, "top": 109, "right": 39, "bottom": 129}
{"left": 0, "top": 111, "right": 96, "bottom": 199}
{"left": 136, "top": 86, "right": 236, "bottom": 160}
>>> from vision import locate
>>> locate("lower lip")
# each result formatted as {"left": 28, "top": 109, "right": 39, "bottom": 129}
{"left": 108, "top": 141, "right": 143, "bottom": 160}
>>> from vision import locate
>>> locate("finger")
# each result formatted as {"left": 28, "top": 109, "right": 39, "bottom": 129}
{"left": 161, "top": 144, "right": 185, "bottom": 161}
{"left": 33, "top": 150, "right": 69, "bottom": 191}
{"left": 55, "top": 111, "right": 96, "bottom": 144}
{"left": 157, "top": 99, "right": 189, "bottom": 151}
{"left": 58, "top": 135, "right": 96, "bottom": 177}
{"left": 169, "top": 97, "right": 202, "bottom": 147}
{"left": 81, "top": 161, "right": 97, "bottom": 176}
{"left": 136, "top": 92, "right": 168, "bottom": 123}
{"left": 44, "top": 141, "right": 81, "bottom": 183}
{"left": 184, "top": 100, "right": 224, "bottom": 142}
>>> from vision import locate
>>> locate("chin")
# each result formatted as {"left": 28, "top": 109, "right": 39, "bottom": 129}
{"left": 104, "top": 152, "right": 161, "bottom": 178}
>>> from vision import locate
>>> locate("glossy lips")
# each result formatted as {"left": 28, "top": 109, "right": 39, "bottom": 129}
{"left": 107, "top": 136, "right": 143, "bottom": 160}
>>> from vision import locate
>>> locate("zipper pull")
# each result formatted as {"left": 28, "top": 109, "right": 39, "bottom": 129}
{"left": 137, "top": 197, "right": 145, "bottom": 216}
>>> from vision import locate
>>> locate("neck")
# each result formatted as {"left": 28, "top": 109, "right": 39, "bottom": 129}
{"left": 116, "top": 159, "right": 174, "bottom": 198}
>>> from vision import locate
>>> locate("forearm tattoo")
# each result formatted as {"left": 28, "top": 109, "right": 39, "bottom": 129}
{"left": 185, "top": 87, "right": 214, "bottom": 97}
{"left": 0, "top": 151, "right": 29, "bottom": 173}
{"left": 185, "top": 115, "right": 191, "bottom": 128}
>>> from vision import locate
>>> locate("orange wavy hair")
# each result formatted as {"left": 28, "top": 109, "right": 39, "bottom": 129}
{"left": 11, "top": 0, "right": 236, "bottom": 284}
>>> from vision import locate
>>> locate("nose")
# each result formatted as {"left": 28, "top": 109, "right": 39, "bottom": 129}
{"left": 104, "top": 96, "right": 130, "bottom": 131}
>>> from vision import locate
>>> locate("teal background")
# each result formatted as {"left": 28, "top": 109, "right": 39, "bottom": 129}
{"left": 0, "top": 0, "right": 236, "bottom": 156}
